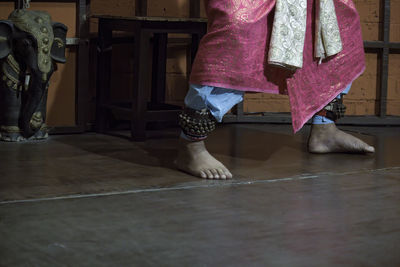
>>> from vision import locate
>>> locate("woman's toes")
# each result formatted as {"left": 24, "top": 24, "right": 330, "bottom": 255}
{"left": 205, "top": 169, "right": 214, "bottom": 179}
{"left": 211, "top": 169, "right": 220, "bottom": 179}
{"left": 217, "top": 169, "right": 226, "bottom": 179}
{"left": 366, "top": 145, "right": 375, "bottom": 153}
{"left": 225, "top": 170, "right": 233, "bottom": 179}
{"left": 200, "top": 171, "right": 207, "bottom": 179}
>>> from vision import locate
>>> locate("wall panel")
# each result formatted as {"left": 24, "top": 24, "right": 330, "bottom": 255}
{"left": 390, "top": 0, "right": 400, "bottom": 42}
{"left": 3, "top": 0, "right": 398, "bottom": 128}
{"left": 388, "top": 54, "right": 400, "bottom": 115}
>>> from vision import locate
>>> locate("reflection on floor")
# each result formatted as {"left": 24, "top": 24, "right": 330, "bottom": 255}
{"left": 1, "top": 124, "right": 399, "bottom": 266}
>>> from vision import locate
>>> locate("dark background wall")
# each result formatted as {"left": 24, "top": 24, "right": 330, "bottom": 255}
{"left": 0, "top": 0, "right": 399, "bottom": 127}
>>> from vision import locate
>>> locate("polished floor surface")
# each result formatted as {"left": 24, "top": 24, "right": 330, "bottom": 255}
{"left": 1, "top": 124, "right": 399, "bottom": 266}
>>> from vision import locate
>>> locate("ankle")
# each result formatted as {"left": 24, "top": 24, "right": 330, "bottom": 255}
{"left": 311, "top": 123, "right": 338, "bottom": 133}
{"left": 179, "top": 137, "right": 206, "bottom": 150}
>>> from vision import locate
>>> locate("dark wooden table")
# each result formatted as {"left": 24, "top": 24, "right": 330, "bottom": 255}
{"left": 94, "top": 15, "right": 207, "bottom": 141}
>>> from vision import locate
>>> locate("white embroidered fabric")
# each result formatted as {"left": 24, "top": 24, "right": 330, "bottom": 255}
{"left": 268, "top": 0, "right": 343, "bottom": 69}
{"left": 315, "top": 0, "right": 343, "bottom": 60}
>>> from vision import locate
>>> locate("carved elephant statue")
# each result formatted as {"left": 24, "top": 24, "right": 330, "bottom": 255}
{"left": 0, "top": 9, "right": 67, "bottom": 141}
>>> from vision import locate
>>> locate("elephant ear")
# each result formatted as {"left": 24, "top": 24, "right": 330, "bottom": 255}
{"left": 0, "top": 21, "right": 13, "bottom": 59}
{"left": 51, "top": 22, "right": 68, "bottom": 63}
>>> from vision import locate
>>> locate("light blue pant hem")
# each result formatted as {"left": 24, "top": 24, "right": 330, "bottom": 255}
{"left": 184, "top": 84, "right": 244, "bottom": 122}
{"left": 312, "top": 115, "right": 335, "bottom": 124}
{"left": 185, "top": 83, "right": 351, "bottom": 125}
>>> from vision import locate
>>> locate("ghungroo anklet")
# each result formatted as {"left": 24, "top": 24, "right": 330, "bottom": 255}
{"left": 316, "top": 95, "right": 346, "bottom": 121}
{"left": 179, "top": 107, "right": 216, "bottom": 141}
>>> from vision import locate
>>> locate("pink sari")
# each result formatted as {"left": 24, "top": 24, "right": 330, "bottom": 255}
{"left": 189, "top": 0, "right": 365, "bottom": 132}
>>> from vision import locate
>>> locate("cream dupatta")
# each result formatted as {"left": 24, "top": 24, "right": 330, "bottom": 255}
{"left": 268, "top": 0, "right": 343, "bottom": 69}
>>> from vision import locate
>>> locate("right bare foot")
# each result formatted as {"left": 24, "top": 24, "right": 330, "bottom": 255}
{"left": 308, "top": 123, "right": 375, "bottom": 153}
{"left": 175, "top": 138, "right": 233, "bottom": 179}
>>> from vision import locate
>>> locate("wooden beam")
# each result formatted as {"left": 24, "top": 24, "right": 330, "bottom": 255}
{"left": 223, "top": 114, "right": 400, "bottom": 126}
{"left": 190, "top": 0, "right": 201, "bottom": 18}
{"left": 135, "top": 0, "right": 147, "bottom": 16}
{"left": 378, "top": 0, "right": 391, "bottom": 117}
{"left": 76, "top": 0, "right": 90, "bottom": 131}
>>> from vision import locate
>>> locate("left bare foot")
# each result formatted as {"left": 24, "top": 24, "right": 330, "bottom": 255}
{"left": 308, "top": 123, "right": 375, "bottom": 154}
{"left": 175, "top": 137, "right": 233, "bottom": 179}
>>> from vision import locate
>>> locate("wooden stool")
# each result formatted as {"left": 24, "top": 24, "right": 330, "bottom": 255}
{"left": 94, "top": 15, "right": 207, "bottom": 141}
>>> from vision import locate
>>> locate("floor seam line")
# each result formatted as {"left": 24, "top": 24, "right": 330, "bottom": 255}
{"left": 1, "top": 166, "right": 399, "bottom": 205}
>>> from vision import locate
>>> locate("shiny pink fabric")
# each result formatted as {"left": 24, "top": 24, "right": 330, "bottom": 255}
{"left": 189, "top": 0, "right": 365, "bottom": 132}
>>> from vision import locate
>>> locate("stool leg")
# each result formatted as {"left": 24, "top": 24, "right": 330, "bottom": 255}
{"left": 132, "top": 27, "right": 151, "bottom": 141}
{"left": 96, "top": 20, "right": 113, "bottom": 133}
{"left": 151, "top": 33, "right": 167, "bottom": 107}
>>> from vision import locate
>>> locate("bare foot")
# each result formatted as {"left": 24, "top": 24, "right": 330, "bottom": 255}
{"left": 175, "top": 138, "right": 233, "bottom": 179}
{"left": 308, "top": 123, "right": 375, "bottom": 153}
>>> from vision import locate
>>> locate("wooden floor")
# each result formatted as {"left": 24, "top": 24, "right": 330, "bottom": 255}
{"left": 1, "top": 124, "right": 399, "bottom": 266}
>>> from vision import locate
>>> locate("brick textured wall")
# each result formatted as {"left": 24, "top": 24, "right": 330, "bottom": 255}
{"left": 93, "top": 0, "right": 400, "bottom": 116}
{"left": 2, "top": 0, "right": 395, "bottom": 127}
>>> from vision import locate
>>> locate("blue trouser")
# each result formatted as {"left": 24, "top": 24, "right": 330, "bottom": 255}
{"left": 184, "top": 83, "right": 352, "bottom": 124}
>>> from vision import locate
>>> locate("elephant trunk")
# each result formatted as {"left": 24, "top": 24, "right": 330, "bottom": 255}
{"left": 19, "top": 70, "right": 52, "bottom": 138}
